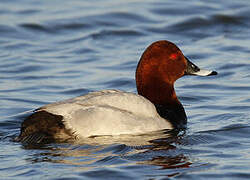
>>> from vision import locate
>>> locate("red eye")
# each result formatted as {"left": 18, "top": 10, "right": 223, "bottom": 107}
{"left": 170, "top": 53, "right": 178, "bottom": 60}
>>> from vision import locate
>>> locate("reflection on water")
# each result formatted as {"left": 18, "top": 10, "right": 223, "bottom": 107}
{"left": 23, "top": 130, "right": 195, "bottom": 178}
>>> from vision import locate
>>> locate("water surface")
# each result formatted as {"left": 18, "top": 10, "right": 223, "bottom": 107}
{"left": 1, "top": 0, "right": 250, "bottom": 179}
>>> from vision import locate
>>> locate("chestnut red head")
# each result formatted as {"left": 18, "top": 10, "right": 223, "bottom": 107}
{"left": 136, "top": 40, "right": 217, "bottom": 106}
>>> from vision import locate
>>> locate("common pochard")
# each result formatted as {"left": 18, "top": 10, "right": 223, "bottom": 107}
{"left": 17, "top": 40, "right": 217, "bottom": 143}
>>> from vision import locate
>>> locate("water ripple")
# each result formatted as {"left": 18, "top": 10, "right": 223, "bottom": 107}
{"left": 20, "top": 23, "right": 53, "bottom": 33}
{"left": 91, "top": 29, "right": 144, "bottom": 40}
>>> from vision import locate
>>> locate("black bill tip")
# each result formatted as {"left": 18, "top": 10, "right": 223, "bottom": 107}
{"left": 208, "top": 71, "right": 218, "bottom": 76}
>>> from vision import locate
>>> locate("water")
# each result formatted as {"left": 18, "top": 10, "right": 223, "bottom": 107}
{"left": 1, "top": 0, "right": 250, "bottom": 179}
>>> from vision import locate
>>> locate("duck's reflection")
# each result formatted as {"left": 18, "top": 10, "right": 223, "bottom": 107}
{"left": 22, "top": 130, "right": 193, "bottom": 176}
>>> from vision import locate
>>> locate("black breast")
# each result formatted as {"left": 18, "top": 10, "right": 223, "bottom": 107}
{"left": 155, "top": 104, "right": 187, "bottom": 129}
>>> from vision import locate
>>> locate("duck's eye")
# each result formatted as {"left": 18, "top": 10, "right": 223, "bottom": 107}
{"left": 169, "top": 53, "right": 178, "bottom": 60}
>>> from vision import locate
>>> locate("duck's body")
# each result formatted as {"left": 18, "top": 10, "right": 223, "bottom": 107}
{"left": 28, "top": 90, "right": 172, "bottom": 138}
{"left": 17, "top": 40, "right": 217, "bottom": 143}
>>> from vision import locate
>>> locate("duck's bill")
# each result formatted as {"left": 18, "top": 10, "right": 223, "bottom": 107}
{"left": 184, "top": 57, "right": 217, "bottom": 76}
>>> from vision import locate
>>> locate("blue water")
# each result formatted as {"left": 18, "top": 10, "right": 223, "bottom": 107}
{"left": 1, "top": 0, "right": 250, "bottom": 179}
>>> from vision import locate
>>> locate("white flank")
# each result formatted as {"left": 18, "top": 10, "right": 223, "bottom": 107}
{"left": 38, "top": 90, "right": 173, "bottom": 138}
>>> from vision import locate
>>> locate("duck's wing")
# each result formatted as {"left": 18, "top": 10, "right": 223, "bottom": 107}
{"left": 43, "top": 90, "right": 173, "bottom": 138}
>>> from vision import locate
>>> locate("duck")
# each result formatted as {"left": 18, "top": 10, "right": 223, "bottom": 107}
{"left": 17, "top": 40, "right": 217, "bottom": 143}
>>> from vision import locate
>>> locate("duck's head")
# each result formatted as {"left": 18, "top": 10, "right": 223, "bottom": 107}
{"left": 136, "top": 40, "right": 217, "bottom": 107}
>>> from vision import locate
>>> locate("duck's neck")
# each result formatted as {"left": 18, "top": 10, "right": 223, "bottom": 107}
{"left": 137, "top": 80, "right": 187, "bottom": 129}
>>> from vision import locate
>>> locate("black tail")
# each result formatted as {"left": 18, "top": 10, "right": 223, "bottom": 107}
{"left": 17, "top": 111, "right": 72, "bottom": 144}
